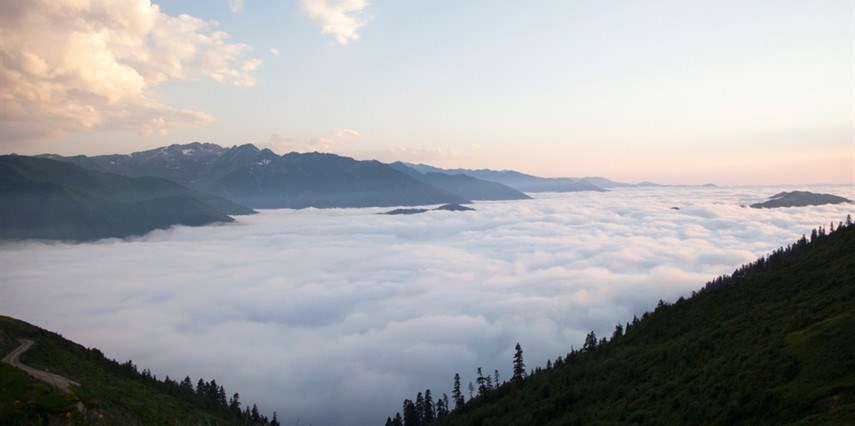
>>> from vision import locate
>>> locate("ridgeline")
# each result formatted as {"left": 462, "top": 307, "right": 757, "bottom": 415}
{"left": 387, "top": 217, "right": 855, "bottom": 425}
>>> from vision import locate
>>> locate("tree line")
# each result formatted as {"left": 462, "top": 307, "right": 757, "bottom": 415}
{"left": 114, "top": 357, "right": 280, "bottom": 425}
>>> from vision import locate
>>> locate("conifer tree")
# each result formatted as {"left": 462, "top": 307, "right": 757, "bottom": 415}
{"left": 583, "top": 331, "right": 598, "bottom": 352}
{"left": 181, "top": 376, "right": 193, "bottom": 391}
{"left": 229, "top": 392, "right": 241, "bottom": 413}
{"left": 439, "top": 393, "right": 450, "bottom": 419}
{"left": 250, "top": 404, "right": 260, "bottom": 423}
{"left": 415, "top": 392, "right": 424, "bottom": 424}
{"left": 452, "top": 373, "right": 464, "bottom": 410}
{"left": 217, "top": 385, "right": 227, "bottom": 408}
{"left": 613, "top": 323, "right": 624, "bottom": 340}
{"left": 476, "top": 368, "right": 490, "bottom": 396}
{"left": 424, "top": 389, "right": 435, "bottom": 423}
{"left": 512, "top": 343, "right": 526, "bottom": 381}
{"left": 402, "top": 399, "right": 418, "bottom": 426}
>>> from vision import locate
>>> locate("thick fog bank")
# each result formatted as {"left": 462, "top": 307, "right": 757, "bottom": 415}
{"left": 1, "top": 185, "right": 852, "bottom": 424}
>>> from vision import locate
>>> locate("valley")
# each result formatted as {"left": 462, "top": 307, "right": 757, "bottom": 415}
{"left": 2, "top": 185, "right": 852, "bottom": 424}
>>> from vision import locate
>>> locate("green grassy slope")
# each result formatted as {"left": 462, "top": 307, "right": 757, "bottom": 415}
{"left": 0, "top": 316, "right": 277, "bottom": 425}
{"left": 426, "top": 223, "right": 855, "bottom": 425}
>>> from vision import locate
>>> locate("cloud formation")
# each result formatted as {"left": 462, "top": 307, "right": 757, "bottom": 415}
{"left": 0, "top": 0, "right": 260, "bottom": 145}
{"left": 227, "top": 0, "right": 245, "bottom": 13}
{"left": 298, "top": 0, "right": 369, "bottom": 44}
{"left": 267, "top": 129, "right": 361, "bottom": 153}
{"left": 268, "top": 133, "right": 301, "bottom": 153}
{"left": 2, "top": 186, "right": 852, "bottom": 424}
{"left": 329, "top": 128, "right": 362, "bottom": 139}
{"left": 352, "top": 145, "right": 483, "bottom": 165}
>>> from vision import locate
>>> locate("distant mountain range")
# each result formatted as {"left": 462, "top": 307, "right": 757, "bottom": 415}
{"left": 405, "top": 163, "right": 605, "bottom": 192}
{"left": 0, "top": 155, "right": 253, "bottom": 241}
{"left": 389, "top": 162, "right": 531, "bottom": 201}
{"left": 4, "top": 142, "right": 672, "bottom": 241}
{"left": 404, "top": 164, "right": 661, "bottom": 192}
{"left": 580, "top": 176, "right": 662, "bottom": 189}
{"left": 750, "top": 191, "right": 852, "bottom": 209}
{"left": 41, "top": 143, "right": 475, "bottom": 209}
{"left": 40, "top": 142, "right": 613, "bottom": 209}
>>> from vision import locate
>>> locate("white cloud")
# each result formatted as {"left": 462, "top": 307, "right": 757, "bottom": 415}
{"left": 308, "top": 137, "right": 336, "bottom": 151}
{"left": 0, "top": 0, "right": 260, "bottom": 146}
{"left": 2, "top": 185, "right": 853, "bottom": 424}
{"left": 354, "top": 146, "right": 463, "bottom": 164}
{"left": 266, "top": 129, "right": 361, "bottom": 154}
{"left": 329, "top": 128, "right": 361, "bottom": 139}
{"left": 268, "top": 133, "right": 300, "bottom": 153}
{"left": 298, "top": 0, "right": 369, "bottom": 44}
{"left": 227, "top": 0, "right": 245, "bottom": 13}
{"left": 269, "top": 47, "right": 280, "bottom": 55}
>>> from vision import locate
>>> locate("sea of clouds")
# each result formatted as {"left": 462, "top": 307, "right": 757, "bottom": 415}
{"left": 1, "top": 185, "right": 852, "bottom": 424}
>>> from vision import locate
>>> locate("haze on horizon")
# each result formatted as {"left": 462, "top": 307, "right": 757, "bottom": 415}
{"left": 0, "top": 0, "right": 852, "bottom": 185}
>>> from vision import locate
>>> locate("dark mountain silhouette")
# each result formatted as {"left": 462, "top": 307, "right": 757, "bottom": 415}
{"left": 388, "top": 219, "right": 855, "bottom": 425}
{"left": 0, "top": 155, "right": 253, "bottom": 241}
{"left": 750, "top": 191, "right": 851, "bottom": 208}
{"left": 389, "top": 162, "right": 531, "bottom": 201}
{"left": 41, "top": 143, "right": 469, "bottom": 209}
{"left": 405, "top": 163, "right": 606, "bottom": 193}
{"left": 434, "top": 203, "right": 475, "bottom": 212}
{"left": 381, "top": 203, "right": 476, "bottom": 215}
{"left": 381, "top": 208, "right": 429, "bottom": 215}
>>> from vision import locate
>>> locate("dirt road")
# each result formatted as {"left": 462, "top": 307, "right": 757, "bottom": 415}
{"left": 2, "top": 339, "right": 81, "bottom": 394}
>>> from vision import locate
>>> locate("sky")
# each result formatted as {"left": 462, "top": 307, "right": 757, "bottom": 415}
{"left": 1, "top": 0, "right": 853, "bottom": 184}
{"left": 2, "top": 186, "right": 853, "bottom": 424}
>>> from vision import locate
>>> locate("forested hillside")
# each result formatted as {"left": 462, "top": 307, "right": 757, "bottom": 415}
{"left": 0, "top": 317, "right": 279, "bottom": 425}
{"left": 387, "top": 217, "right": 855, "bottom": 425}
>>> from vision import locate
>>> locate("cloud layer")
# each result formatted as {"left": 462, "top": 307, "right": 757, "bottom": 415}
{"left": 0, "top": 0, "right": 260, "bottom": 145}
{"left": 1, "top": 186, "right": 852, "bottom": 424}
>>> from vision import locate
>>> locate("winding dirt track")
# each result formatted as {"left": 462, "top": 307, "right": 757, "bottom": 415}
{"left": 2, "top": 338, "right": 81, "bottom": 394}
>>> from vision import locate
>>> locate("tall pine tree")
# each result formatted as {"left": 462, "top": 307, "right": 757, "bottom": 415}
{"left": 512, "top": 343, "right": 526, "bottom": 381}
{"left": 452, "top": 373, "right": 464, "bottom": 409}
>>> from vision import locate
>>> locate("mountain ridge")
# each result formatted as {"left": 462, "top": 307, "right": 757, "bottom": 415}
{"left": 0, "top": 155, "right": 253, "bottom": 242}
{"left": 404, "top": 163, "right": 608, "bottom": 193}
{"left": 40, "top": 144, "right": 472, "bottom": 209}
{"left": 388, "top": 162, "right": 531, "bottom": 201}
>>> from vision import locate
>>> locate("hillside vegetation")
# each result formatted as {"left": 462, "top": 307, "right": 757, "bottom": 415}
{"left": 0, "top": 317, "right": 279, "bottom": 425}
{"left": 388, "top": 218, "right": 855, "bottom": 425}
